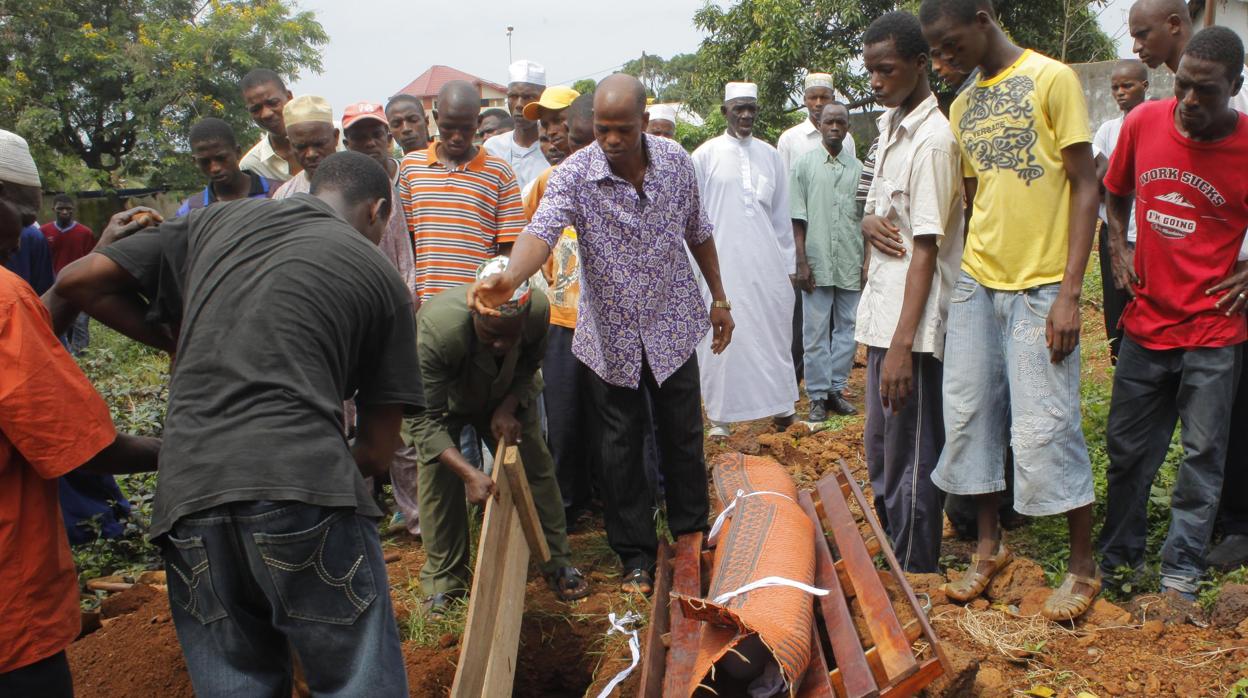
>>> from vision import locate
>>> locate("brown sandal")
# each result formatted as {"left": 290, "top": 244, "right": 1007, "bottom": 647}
{"left": 1041, "top": 569, "right": 1102, "bottom": 621}
{"left": 943, "top": 540, "right": 1012, "bottom": 602}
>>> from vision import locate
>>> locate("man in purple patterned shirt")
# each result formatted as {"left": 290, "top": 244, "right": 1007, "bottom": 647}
{"left": 470, "top": 74, "right": 734, "bottom": 595}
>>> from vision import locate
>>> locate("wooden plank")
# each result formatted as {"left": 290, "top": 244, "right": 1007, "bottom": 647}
{"left": 498, "top": 440, "right": 552, "bottom": 564}
{"left": 636, "top": 542, "right": 673, "bottom": 698}
{"left": 838, "top": 461, "right": 950, "bottom": 677}
{"left": 836, "top": 620, "right": 923, "bottom": 688}
{"left": 798, "top": 491, "right": 878, "bottom": 698}
{"left": 796, "top": 623, "right": 836, "bottom": 698}
{"left": 663, "top": 532, "right": 703, "bottom": 698}
{"left": 879, "top": 658, "right": 945, "bottom": 698}
{"left": 451, "top": 443, "right": 519, "bottom": 698}
{"left": 816, "top": 476, "right": 918, "bottom": 685}
{"left": 480, "top": 502, "right": 531, "bottom": 695}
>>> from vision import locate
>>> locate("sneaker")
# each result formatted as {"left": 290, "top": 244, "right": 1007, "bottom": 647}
{"left": 1207, "top": 533, "right": 1248, "bottom": 572}
{"left": 827, "top": 393, "right": 857, "bottom": 416}
{"left": 807, "top": 402, "right": 828, "bottom": 423}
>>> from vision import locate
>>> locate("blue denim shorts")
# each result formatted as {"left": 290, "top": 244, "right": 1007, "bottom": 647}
{"left": 932, "top": 273, "right": 1094, "bottom": 516}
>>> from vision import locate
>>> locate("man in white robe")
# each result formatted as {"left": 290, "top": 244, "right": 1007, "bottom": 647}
{"left": 692, "top": 82, "right": 798, "bottom": 437}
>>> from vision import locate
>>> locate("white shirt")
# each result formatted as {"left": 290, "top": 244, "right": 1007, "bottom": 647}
{"left": 240, "top": 133, "right": 292, "bottom": 182}
{"left": 483, "top": 130, "right": 548, "bottom": 191}
{"left": 854, "top": 94, "right": 965, "bottom": 359}
{"left": 777, "top": 118, "right": 856, "bottom": 173}
{"left": 1093, "top": 115, "right": 1137, "bottom": 244}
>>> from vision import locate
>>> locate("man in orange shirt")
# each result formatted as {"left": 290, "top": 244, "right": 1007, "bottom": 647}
{"left": 0, "top": 190, "right": 161, "bottom": 694}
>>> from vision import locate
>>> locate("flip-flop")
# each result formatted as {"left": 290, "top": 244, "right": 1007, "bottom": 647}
{"left": 547, "top": 566, "right": 591, "bottom": 601}
{"left": 1041, "top": 569, "right": 1102, "bottom": 622}
{"left": 943, "top": 539, "right": 1012, "bottom": 603}
{"left": 620, "top": 568, "right": 654, "bottom": 596}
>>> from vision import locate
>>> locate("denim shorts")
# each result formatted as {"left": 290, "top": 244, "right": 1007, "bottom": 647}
{"left": 932, "top": 273, "right": 1094, "bottom": 516}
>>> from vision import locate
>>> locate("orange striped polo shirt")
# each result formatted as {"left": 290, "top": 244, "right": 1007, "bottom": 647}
{"left": 397, "top": 142, "right": 525, "bottom": 301}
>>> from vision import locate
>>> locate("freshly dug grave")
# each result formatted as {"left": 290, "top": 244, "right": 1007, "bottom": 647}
{"left": 67, "top": 368, "right": 1248, "bottom": 697}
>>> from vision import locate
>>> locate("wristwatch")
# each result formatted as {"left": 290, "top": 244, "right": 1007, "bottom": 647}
{"left": 711, "top": 299, "right": 732, "bottom": 310}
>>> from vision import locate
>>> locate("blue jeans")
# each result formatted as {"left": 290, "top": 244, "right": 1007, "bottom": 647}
{"left": 802, "top": 285, "right": 861, "bottom": 399}
{"left": 932, "top": 273, "right": 1093, "bottom": 516}
{"left": 1099, "top": 337, "right": 1242, "bottom": 593}
{"left": 161, "top": 501, "right": 407, "bottom": 697}
{"left": 59, "top": 312, "right": 89, "bottom": 355}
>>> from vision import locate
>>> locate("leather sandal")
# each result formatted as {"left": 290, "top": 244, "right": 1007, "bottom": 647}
{"left": 547, "top": 566, "right": 591, "bottom": 602}
{"left": 943, "top": 540, "right": 1012, "bottom": 603}
{"left": 1041, "top": 569, "right": 1102, "bottom": 622}
{"left": 620, "top": 568, "right": 654, "bottom": 596}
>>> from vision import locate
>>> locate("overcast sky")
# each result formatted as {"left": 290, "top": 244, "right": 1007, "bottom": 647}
{"left": 288, "top": 0, "right": 1139, "bottom": 110}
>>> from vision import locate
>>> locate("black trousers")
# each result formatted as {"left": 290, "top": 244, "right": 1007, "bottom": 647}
{"left": 1216, "top": 334, "right": 1248, "bottom": 535}
{"left": 544, "top": 325, "right": 595, "bottom": 512}
{"left": 0, "top": 651, "right": 73, "bottom": 698}
{"left": 1097, "top": 223, "right": 1130, "bottom": 362}
{"left": 587, "top": 353, "right": 709, "bottom": 571}
{"left": 864, "top": 348, "right": 946, "bottom": 573}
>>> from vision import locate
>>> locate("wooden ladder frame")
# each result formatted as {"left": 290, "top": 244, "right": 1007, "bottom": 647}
{"left": 450, "top": 440, "right": 552, "bottom": 698}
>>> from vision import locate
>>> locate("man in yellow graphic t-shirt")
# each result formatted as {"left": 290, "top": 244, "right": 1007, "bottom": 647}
{"left": 917, "top": 0, "right": 1101, "bottom": 622}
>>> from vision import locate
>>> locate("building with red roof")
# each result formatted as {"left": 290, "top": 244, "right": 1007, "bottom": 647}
{"left": 393, "top": 65, "right": 508, "bottom": 114}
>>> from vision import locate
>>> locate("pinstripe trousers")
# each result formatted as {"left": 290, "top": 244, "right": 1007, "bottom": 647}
{"left": 864, "top": 347, "right": 946, "bottom": 573}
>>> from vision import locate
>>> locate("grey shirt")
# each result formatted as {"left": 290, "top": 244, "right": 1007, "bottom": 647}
{"left": 101, "top": 194, "right": 423, "bottom": 538}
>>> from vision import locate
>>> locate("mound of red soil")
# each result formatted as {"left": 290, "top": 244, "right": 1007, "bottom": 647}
{"left": 68, "top": 593, "right": 191, "bottom": 697}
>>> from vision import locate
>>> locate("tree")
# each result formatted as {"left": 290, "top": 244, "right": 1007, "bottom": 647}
{"left": 689, "top": 0, "right": 1117, "bottom": 141}
{"left": 572, "top": 78, "right": 597, "bottom": 95}
{"left": 620, "top": 52, "right": 697, "bottom": 102}
{"left": 0, "top": 0, "right": 327, "bottom": 191}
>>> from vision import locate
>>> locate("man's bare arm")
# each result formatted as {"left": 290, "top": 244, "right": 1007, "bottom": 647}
{"left": 55, "top": 253, "right": 176, "bottom": 353}
{"left": 79, "top": 434, "right": 161, "bottom": 475}
{"left": 1048, "top": 142, "right": 1099, "bottom": 363}
{"left": 352, "top": 404, "right": 405, "bottom": 479}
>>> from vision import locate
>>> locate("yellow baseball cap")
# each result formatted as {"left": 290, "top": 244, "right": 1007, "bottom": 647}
{"left": 521, "top": 86, "right": 581, "bottom": 121}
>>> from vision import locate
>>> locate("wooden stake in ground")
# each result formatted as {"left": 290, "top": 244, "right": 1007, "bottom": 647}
{"left": 450, "top": 440, "right": 552, "bottom": 698}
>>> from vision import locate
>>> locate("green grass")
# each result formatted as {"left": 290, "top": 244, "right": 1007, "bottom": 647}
{"left": 71, "top": 323, "right": 169, "bottom": 583}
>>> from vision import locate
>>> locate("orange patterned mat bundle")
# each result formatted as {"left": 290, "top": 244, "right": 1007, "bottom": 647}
{"left": 672, "top": 453, "right": 819, "bottom": 697}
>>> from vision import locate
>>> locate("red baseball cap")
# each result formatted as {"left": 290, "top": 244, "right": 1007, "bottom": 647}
{"left": 342, "top": 102, "right": 388, "bottom": 130}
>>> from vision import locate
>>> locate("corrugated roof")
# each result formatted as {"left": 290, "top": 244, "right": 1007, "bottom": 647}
{"left": 394, "top": 65, "right": 507, "bottom": 98}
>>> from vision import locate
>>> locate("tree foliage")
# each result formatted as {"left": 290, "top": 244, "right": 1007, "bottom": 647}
{"left": 572, "top": 78, "right": 597, "bottom": 95}
{"left": 620, "top": 52, "right": 698, "bottom": 103}
{"left": 0, "top": 0, "right": 327, "bottom": 191}
{"left": 689, "top": 0, "right": 1117, "bottom": 139}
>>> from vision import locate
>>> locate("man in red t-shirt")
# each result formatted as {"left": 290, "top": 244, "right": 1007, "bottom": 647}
{"left": 1099, "top": 27, "right": 1248, "bottom": 601}
{"left": 39, "top": 194, "right": 96, "bottom": 354}
{"left": 0, "top": 192, "right": 160, "bottom": 693}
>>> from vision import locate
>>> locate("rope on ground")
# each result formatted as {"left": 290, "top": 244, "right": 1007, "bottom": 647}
{"left": 594, "top": 611, "right": 643, "bottom": 698}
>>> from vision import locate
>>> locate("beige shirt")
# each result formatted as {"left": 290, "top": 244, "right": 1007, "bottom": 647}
{"left": 240, "top": 133, "right": 293, "bottom": 182}
{"left": 854, "top": 94, "right": 964, "bottom": 359}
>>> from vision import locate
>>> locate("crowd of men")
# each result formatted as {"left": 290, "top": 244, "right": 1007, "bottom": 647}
{"left": 2, "top": 0, "right": 1247, "bottom": 694}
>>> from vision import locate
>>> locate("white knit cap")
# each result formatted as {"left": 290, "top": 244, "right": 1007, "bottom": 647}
{"left": 0, "top": 129, "right": 41, "bottom": 187}
{"left": 805, "top": 73, "right": 834, "bottom": 91}
{"left": 724, "top": 82, "right": 758, "bottom": 102}
{"left": 648, "top": 104, "right": 677, "bottom": 124}
{"left": 508, "top": 60, "right": 546, "bottom": 86}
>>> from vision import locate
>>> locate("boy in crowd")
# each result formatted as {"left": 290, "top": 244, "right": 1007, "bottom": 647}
{"left": 178, "top": 118, "right": 273, "bottom": 216}
{"left": 919, "top": 0, "right": 1101, "bottom": 620}
{"left": 856, "top": 11, "right": 964, "bottom": 573}
{"left": 1093, "top": 60, "right": 1150, "bottom": 362}
{"left": 1100, "top": 27, "right": 1248, "bottom": 601}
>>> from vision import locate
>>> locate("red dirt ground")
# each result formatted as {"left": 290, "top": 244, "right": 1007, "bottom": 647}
{"left": 67, "top": 340, "right": 1248, "bottom": 696}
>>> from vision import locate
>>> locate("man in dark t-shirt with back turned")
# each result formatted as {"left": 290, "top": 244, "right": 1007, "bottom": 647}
{"left": 54, "top": 151, "right": 421, "bottom": 696}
